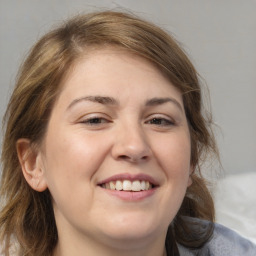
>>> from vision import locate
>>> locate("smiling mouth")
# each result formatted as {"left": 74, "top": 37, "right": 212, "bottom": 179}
{"left": 100, "top": 180, "right": 154, "bottom": 192}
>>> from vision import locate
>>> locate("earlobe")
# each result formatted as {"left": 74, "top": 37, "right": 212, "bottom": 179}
{"left": 187, "top": 166, "right": 194, "bottom": 187}
{"left": 16, "top": 138, "right": 48, "bottom": 192}
{"left": 187, "top": 176, "right": 193, "bottom": 187}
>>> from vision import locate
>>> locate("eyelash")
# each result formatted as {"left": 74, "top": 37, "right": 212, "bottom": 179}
{"left": 80, "top": 117, "right": 110, "bottom": 125}
{"left": 80, "top": 115, "right": 175, "bottom": 128}
{"left": 146, "top": 117, "right": 175, "bottom": 126}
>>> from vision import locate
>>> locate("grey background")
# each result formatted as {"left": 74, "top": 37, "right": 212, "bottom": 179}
{"left": 0, "top": 0, "right": 255, "bottom": 175}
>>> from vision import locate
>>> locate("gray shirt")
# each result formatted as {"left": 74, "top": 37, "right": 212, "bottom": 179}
{"left": 177, "top": 222, "right": 256, "bottom": 256}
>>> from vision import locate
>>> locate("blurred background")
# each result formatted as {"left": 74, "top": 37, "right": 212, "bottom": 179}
{"left": 0, "top": 0, "right": 255, "bottom": 242}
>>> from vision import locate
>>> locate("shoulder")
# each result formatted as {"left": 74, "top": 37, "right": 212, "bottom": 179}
{"left": 177, "top": 218, "right": 256, "bottom": 256}
{"left": 207, "top": 222, "right": 256, "bottom": 256}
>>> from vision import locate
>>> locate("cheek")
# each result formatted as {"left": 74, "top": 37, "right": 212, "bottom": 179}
{"left": 42, "top": 130, "right": 109, "bottom": 194}
{"left": 41, "top": 132, "right": 109, "bottom": 214}
{"left": 150, "top": 132, "right": 191, "bottom": 225}
{"left": 153, "top": 132, "right": 191, "bottom": 178}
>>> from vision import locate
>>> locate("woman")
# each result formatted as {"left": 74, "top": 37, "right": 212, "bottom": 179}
{"left": 0, "top": 11, "right": 255, "bottom": 256}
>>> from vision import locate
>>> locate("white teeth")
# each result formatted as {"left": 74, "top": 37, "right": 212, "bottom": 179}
{"left": 145, "top": 181, "right": 150, "bottom": 190}
{"left": 141, "top": 180, "right": 146, "bottom": 190}
{"left": 102, "top": 180, "right": 154, "bottom": 191}
{"left": 109, "top": 181, "right": 115, "bottom": 190}
{"left": 123, "top": 180, "right": 132, "bottom": 191}
{"left": 115, "top": 180, "right": 123, "bottom": 191}
{"left": 131, "top": 180, "right": 141, "bottom": 191}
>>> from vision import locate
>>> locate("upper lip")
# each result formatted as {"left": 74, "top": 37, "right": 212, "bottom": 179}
{"left": 97, "top": 173, "right": 159, "bottom": 186}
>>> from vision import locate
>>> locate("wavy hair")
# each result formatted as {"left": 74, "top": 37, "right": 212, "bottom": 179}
{"left": 0, "top": 11, "right": 218, "bottom": 256}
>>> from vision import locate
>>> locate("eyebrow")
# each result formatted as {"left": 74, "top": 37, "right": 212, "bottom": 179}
{"left": 67, "top": 95, "right": 183, "bottom": 112}
{"left": 145, "top": 97, "right": 183, "bottom": 112}
{"left": 67, "top": 96, "right": 119, "bottom": 110}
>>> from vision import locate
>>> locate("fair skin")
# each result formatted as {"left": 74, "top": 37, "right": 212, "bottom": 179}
{"left": 17, "top": 48, "right": 192, "bottom": 256}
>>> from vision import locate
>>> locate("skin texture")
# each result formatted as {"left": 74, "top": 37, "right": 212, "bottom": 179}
{"left": 17, "top": 48, "right": 192, "bottom": 256}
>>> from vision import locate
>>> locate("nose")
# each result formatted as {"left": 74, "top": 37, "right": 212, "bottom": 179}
{"left": 111, "top": 123, "right": 152, "bottom": 163}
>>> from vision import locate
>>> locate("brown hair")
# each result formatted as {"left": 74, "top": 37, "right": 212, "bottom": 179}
{"left": 0, "top": 11, "right": 218, "bottom": 256}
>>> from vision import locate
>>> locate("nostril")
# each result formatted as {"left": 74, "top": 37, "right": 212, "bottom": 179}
{"left": 112, "top": 137, "right": 152, "bottom": 162}
{"left": 141, "top": 156, "right": 148, "bottom": 161}
{"left": 117, "top": 154, "right": 148, "bottom": 162}
{"left": 119, "top": 155, "right": 129, "bottom": 160}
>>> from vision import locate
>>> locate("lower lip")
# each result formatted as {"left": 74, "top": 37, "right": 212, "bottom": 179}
{"left": 101, "top": 187, "right": 157, "bottom": 201}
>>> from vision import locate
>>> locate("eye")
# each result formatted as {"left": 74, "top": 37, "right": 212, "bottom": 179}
{"left": 80, "top": 116, "right": 110, "bottom": 126}
{"left": 146, "top": 117, "right": 175, "bottom": 126}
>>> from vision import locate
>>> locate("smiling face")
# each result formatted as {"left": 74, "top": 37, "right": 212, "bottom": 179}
{"left": 28, "top": 48, "right": 192, "bottom": 254}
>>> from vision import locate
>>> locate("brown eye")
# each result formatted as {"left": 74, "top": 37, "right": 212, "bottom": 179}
{"left": 81, "top": 117, "right": 109, "bottom": 125}
{"left": 147, "top": 118, "right": 174, "bottom": 126}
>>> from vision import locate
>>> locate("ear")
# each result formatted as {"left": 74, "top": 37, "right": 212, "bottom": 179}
{"left": 16, "top": 138, "right": 48, "bottom": 192}
{"left": 187, "top": 166, "right": 194, "bottom": 187}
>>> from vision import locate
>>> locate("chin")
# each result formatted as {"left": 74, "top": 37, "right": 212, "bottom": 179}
{"left": 97, "top": 213, "right": 167, "bottom": 243}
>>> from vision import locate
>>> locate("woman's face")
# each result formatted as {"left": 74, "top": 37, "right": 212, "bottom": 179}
{"left": 38, "top": 48, "right": 192, "bottom": 248}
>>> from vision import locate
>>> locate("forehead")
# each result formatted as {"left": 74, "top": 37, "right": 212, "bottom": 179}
{"left": 54, "top": 47, "right": 183, "bottom": 109}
